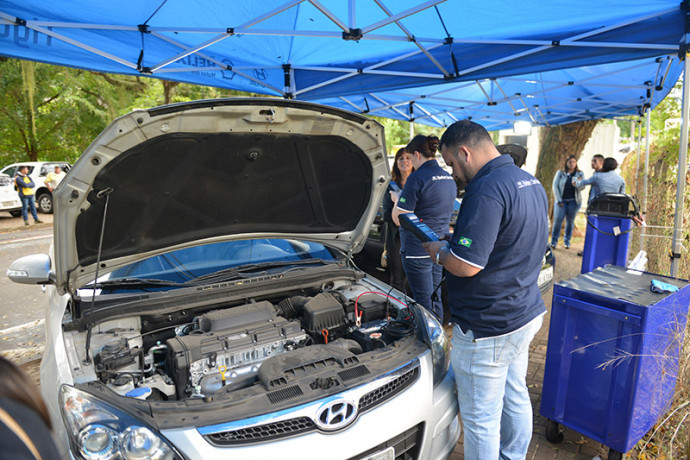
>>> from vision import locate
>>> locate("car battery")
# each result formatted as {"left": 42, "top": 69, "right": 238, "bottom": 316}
{"left": 351, "top": 320, "right": 390, "bottom": 352}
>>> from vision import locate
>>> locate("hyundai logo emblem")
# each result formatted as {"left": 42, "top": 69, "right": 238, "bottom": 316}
{"left": 315, "top": 399, "right": 358, "bottom": 431}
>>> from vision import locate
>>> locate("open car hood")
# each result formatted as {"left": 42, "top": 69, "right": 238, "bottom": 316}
{"left": 53, "top": 99, "right": 388, "bottom": 294}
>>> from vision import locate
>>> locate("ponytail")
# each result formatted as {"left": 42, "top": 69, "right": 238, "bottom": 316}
{"left": 406, "top": 134, "right": 437, "bottom": 159}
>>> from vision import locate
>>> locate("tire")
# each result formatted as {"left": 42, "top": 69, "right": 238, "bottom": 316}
{"left": 37, "top": 193, "right": 53, "bottom": 214}
{"left": 608, "top": 448, "right": 623, "bottom": 460}
{"left": 9, "top": 210, "right": 22, "bottom": 217}
{"left": 545, "top": 419, "right": 564, "bottom": 444}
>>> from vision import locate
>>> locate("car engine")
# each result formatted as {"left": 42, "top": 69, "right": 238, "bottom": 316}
{"left": 83, "top": 283, "right": 415, "bottom": 401}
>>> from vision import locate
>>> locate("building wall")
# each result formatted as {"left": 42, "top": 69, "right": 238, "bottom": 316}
{"left": 496, "top": 122, "right": 620, "bottom": 178}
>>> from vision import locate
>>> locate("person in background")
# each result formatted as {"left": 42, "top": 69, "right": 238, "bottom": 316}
{"left": 550, "top": 155, "right": 584, "bottom": 249}
{"left": 14, "top": 166, "right": 42, "bottom": 226}
{"left": 44, "top": 165, "right": 66, "bottom": 192}
{"left": 0, "top": 356, "right": 60, "bottom": 459}
{"left": 382, "top": 148, "right": 414, "bottom": 292}
{"left": 392, "top": 135, "right": 456, "bottom": 321}
{"left": 576, "top": 156, "right": 626, "bottom": 200}
{"left": 424, "top": 120, "right": 548, "bottom": 460}
{"left": 586, "top": 154, "right": 605, "bottom": 202}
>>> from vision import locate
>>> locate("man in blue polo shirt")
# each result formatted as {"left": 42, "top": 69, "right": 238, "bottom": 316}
{"left": 424, "top": 120, "right": 548, "bottom": 460}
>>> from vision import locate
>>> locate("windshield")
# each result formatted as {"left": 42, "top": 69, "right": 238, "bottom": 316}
{"left": 102, "top": 239, "right": 336, "bottom": 284}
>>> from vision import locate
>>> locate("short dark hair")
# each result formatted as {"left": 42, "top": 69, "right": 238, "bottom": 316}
{"left": 592, "top": 154, "right": 604, "bottom": 161}
{"left": 440, "top": 120, "right": 493, "bottom": 153}
{"left": 602, "top": 157, "right": 618, "bottom": 172}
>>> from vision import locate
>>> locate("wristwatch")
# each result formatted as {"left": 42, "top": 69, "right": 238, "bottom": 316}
{"left": 434, "top": 245, "right": 448, "bottom": 265}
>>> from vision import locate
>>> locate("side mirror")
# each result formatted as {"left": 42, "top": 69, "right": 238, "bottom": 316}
{"left": 6, "top": 254, "right": 55, "bottom": 285}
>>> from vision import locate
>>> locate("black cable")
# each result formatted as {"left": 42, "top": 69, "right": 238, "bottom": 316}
{"left": 586, "top": 217, "right": 636, "bottom": 236}
{"left": 430, "top": 275, "right": 445, "bottom": 303}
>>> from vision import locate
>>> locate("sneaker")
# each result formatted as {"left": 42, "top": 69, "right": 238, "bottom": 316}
{"left": 34, "top": 219, "right": 43, "bottom": 224}
{"left": 577, "top": 250, "right": 583, "bottom": 257}
{"left": 564, "top": 244, "right": 570, "bottom": 249}
{"left": 549, "top": 244, "right": 557, "bottom": 249}
{"left": 24, "top": 220, "right": 29, "bottom": 226}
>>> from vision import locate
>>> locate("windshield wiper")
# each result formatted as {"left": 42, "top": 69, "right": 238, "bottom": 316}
{"left": 190, "top": 259, "right": 337, "bottom": 284}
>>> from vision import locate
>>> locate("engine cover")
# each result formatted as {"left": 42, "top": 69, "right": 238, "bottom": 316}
{"left": 166, "top": 301, "right": 307, "bottom": 398}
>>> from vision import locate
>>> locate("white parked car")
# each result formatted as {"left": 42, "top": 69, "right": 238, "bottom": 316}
{"left": 8, "top": 99, "right": 460, "bottom": 460}
{"left": 0, "top": 161, "right": 71, "bottom": 214}
{"left": 0, "top": 173, "right": 22, "bottom": 216}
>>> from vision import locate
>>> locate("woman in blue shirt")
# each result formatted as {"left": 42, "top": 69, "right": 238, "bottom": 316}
{"left": 392, "top": 135, "right": 456, "bottom": 321}
{"left": 550, "top": 155, "right": 584, "bottom": 249}
{"left": 576, "top": 157, "right": 626, "bottom": 203}
{"left": 382, "top": 147, "right": 414, "bottom": 292}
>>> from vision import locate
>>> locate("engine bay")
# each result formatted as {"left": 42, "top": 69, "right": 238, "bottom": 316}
{"left": 67, "top": 279, "right": 419, "bottom": 403}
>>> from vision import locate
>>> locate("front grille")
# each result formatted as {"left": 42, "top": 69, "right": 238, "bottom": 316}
{"left": 349, "top": 423, "right": 424, "bottom": 460}
{"left": 206, "top": 417, "right": 316, "bottom": 446}
{"left": 203, "top": 360, "right": 420, "bottom": 447}
{"left": 359, "top": 363, "right": 420, "bottom": 413}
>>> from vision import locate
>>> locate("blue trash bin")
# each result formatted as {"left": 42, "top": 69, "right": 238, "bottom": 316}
{"left": 581, "top": 194, "right": 640, "bottom": 274}
{"left": 540, "top": 265, "right": 690, "bottom": 457}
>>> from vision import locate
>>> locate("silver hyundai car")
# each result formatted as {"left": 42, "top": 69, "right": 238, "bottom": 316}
{"left": 8, "top": 99, "right": 460, "bottom": 460}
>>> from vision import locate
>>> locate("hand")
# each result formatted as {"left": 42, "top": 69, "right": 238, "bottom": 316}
{"left": 557, "top": 202, "right": 563, "bottom": 207}
{"left": 422, "top": 240, "right": 449, "bottom": 259}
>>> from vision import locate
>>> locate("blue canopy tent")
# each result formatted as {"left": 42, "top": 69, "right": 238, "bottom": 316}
{"left": 0, "top": 1, "right": 685, "bottom": 99}
{"left": 311, "top": 56, "right": 682, "bottom": 130}
{"left": 0, "top": 0, "right": 688, "bottom": 274}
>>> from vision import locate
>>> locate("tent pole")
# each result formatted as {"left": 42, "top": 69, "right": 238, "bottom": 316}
{"left": 641, "top": 108, "right": 651, "bottom": 252}
{"left": 671, "top": 57, "right": 690, "bottom": 277}
{"left": 635, "top": 117, "right": 642, "bottom": 193}
{"left": 410, "top": 120, "right": 415, "bottom": 140}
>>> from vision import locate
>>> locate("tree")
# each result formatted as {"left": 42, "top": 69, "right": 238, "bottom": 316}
{"left": 535, "top": 120, "right": 599, "bottom": 215}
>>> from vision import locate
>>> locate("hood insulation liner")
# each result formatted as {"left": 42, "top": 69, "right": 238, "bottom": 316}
{"left": 75, "top": 132, "right": 372, "bottom": 265}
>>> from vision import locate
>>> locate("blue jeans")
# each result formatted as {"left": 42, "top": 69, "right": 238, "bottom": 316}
{"left": 401, "top": 255, "right": 443, "bottom": 321}
{"left": 450, "top": 315, "right": 543, "bottom": 460}
{"left": 20, "top": 195, "right": 39, "bottom": 222}
{"left": 550, "top": 199, "right": 579, "bottom": 247}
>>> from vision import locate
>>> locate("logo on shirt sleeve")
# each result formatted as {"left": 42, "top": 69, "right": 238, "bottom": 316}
{"left": 458, "top": 237, "right": 472, "bottom": 247}
{"left": 399, "top": 197, "right": 406, "bottom": 203}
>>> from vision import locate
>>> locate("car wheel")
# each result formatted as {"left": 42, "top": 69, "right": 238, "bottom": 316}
{"left": 37, "top": 193, "right": 53, "bottom": 214}
{"left": 9, "top": 210, "right": 22, "bottom": 217}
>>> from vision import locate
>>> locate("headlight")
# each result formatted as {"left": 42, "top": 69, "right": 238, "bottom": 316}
{"left": 60, "top": 385, "right": 182, "bottom": 460}
{"left": 418, "top": 307, "right": 450, "bottom": 387}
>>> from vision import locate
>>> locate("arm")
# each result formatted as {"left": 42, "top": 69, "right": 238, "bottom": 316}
{"left": 619, "top": 177, "right": 626, "bottom": 194}
{"left": 552, "top": 171, "right": 562, "bottom": 204}
{"left": 392, "top": 175, "right": 419, "bottom": 226}
{"left": 424, "top": 193, "right": 502, "bottom": 278}
{"left": 423, "top": 241, "right": 481, "bottom": 277}
{"left": 575, "top": 174, "right": 596, "bottom": 187}
{"left": 574, "top": 171, "right": 586, "bottom": 190}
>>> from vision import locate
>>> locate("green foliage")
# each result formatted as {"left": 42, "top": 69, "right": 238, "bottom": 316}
{"left": 367, "top": 115, "right": 445, "bottom": 155}
{"left": 0, "top": 59, "right": 231, "bottom": 166}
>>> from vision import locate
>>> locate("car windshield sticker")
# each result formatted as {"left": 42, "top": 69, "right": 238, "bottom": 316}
{"left": 458, "top": 237, "right": 472, "bottom": 247}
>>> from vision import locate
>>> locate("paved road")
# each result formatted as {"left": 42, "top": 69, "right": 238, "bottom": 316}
{"left": 0, "top": 213, "right": 53, "bottom": 364}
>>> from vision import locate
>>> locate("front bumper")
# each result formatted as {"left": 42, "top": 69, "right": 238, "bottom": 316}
{"left": 161, "top": 355, "right": 459, "bottom": 460}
